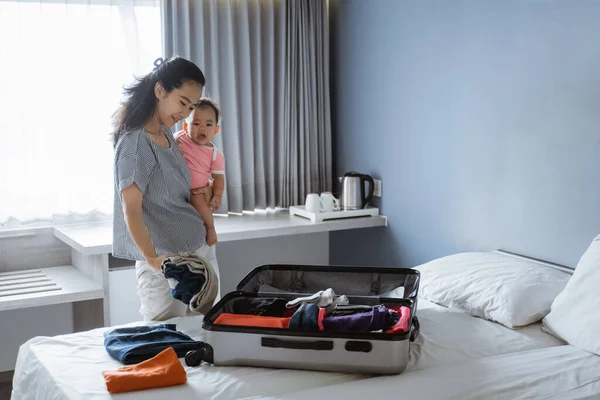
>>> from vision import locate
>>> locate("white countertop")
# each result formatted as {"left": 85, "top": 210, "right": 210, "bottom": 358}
{"left": 53, "top": 210, "right": 387, "bottom": 255}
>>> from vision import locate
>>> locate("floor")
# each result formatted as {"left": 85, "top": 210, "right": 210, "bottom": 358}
{"left": 0, "top": 371, "right": 12, "bottom": 400}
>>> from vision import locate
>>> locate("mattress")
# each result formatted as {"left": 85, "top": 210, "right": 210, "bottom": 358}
{"left": 408, "top": 299, "right": 564, "bottom": 371}
{"left": 253, "top": 345, "right": 600, "bottom": 400}
{"left": 11, "top": 298, "right": 564, "bottom": 400}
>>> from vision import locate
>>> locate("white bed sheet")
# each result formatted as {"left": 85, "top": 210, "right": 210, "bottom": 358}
{"left": 409, "top": 298, "right": 564, "bottom": 371}
{"left": 11, "top": 299, "right": 564, "bottom": 400}
{"left": 253, "top": 345, "right": 600, "bottom": 400}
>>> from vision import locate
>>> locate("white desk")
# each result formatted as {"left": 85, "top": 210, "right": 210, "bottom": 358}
{"left": 53, "top": 210, "right": 387, "bottom": 330}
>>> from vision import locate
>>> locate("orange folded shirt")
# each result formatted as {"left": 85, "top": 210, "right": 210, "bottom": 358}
{"left": 102, "top": 347, "right": 187, "bottom": 394}
{"left": 214, "top": 313, "right": 291, "bottom": 328}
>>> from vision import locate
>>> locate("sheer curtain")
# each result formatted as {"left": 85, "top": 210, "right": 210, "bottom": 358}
{"left": 161, "top": 0, "right": 332, "bottom": 214}
{"left": 0, "top": 0, "right": 162, "bottom": 229}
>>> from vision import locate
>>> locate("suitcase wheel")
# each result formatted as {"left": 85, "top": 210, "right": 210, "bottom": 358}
{"left": 185, "top": 343, "right": 213, "bottom": 367}
{"left": 185, "top": 350, "right": 204, "bottom": 367}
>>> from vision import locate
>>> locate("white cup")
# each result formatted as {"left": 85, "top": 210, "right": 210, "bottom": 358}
{"left": 320, "top": 192, "right": 340, "bottom": 212}
{"left": 305, "top": 193, "right": 325, "bottom": 213}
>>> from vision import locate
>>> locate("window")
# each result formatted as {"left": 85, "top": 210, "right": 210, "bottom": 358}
{"left": 0, "top": 0, "right": 162, "bottom": 229}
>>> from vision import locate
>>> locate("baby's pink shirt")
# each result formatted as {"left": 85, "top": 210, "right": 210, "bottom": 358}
{"left": 175, "top": 131, "right": 225, "bottom": 189}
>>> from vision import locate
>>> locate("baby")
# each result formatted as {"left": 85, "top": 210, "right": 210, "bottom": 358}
{"left": 175, "top": 98, "right": 225, "bottom": 246}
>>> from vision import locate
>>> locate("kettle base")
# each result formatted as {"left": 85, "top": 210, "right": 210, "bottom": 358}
{"left": 341, "top": 206, "right": 364, "bottom": 211}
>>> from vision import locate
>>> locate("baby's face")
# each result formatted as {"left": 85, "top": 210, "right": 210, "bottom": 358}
{"left": 188, "top": 106, "right": 219, "bottom": 146}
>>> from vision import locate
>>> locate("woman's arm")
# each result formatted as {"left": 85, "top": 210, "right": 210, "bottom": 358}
{"left": 121, "top": 183, "right": 168, "bottom": 269}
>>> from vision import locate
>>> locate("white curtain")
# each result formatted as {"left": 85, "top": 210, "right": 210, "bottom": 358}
{"left": 0, "top": 0, "right": 162, "bottom": 229}
{"left": 161, "top": 0, "right": 332, "bottom": 214}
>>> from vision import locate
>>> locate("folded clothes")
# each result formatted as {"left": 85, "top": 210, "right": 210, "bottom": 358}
{"left": 161, "top": 252, "right": 218, "bottom": 315}
{"left": 162, "top": 263, "right": 206, "bottom": 305}
{"left": 330, "top": 304, "right": 381, "bottom": 316}
{"left": 102, "top": 347, "right": 187, "bottom": 393}
{"left": 321, "top": 306, "right": 399, "bottom": 332}
{"left": 104, "top": 324, "right": 205, "bottom": 365}
{"left": 286, "top": 288, "right": 349, "bottom": 312}
{"left": 288, "top": 304, "right": 320, "bottom": 330}
{"left": 222, "top": 297, "right": 292, "bottom": 317}
{"left": 214, "top": 313, "right": 292, "bottom": 329}
{"left": 385, "top": 306, "right": 411, "bottom": 334}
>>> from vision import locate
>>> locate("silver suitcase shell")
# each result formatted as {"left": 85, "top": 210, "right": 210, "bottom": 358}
{"left": 190, "top": 264, "right": 420, "bottom": 375}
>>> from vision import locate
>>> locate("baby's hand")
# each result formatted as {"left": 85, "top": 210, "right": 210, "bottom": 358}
{"left": 210, "top": 195, "right": 222, "bottom": 210}
{"left": 206, "top": 227, "right": 218, "bottom": 246}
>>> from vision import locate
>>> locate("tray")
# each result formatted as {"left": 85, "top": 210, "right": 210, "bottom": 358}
{"left": 289, "top": 205, "right": 379, "bottom": 222}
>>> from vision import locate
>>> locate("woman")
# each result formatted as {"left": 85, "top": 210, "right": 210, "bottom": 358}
{"left": 111, "top": 56, "right": 219, "bottom": 321}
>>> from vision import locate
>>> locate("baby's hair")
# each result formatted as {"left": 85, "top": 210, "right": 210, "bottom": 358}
{"left": 186, "top": 97, "right": 222, "bottom": 125}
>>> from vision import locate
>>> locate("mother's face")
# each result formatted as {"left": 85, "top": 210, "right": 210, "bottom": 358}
{"left": 155, "top": 81, "right": 203, "bottom": 127}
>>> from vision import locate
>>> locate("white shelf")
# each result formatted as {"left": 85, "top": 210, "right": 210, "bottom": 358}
{"left": 0, "top": 266, "right": 104, "bottom": 312}
{"left": 289, "top": 205, "right": 379, "bottom": 222}
{"left": 53, "top": 209, "right": 388, "bottom": 255}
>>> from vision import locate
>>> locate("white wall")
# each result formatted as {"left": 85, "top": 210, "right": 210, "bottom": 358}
{"left": 1, "top": 231, "right": 329, "bottom": 371}
{"left": 0, "top": 229, "right": 73, "bottom": 372}
{"left": 330, "top": 0, "right": 600, "bottom": 268}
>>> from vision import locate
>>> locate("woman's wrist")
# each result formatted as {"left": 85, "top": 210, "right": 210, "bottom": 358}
{"left": 145, "top": 255, "right": 157, "bottom": 262}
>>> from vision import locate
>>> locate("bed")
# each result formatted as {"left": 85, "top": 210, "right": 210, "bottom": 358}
{"left": 10, "top": 299, "right": 564, "bottom": 400}
{"left": 11, "top": 249, "right": 586, "bottom": 400}
{"left": 249, "top": 237, "right": 600, "bottom": 400}
{"left": 252, "top": 345, "right": 600, "bottom": 400}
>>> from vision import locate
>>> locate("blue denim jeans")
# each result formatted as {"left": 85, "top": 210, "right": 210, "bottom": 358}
{"left": 103, "top": 324, "right": 204, "bottom": 364}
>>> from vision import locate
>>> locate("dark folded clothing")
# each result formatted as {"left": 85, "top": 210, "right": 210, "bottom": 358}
{"left": 330, "top": 304, "right": 381, "bottom": 316}
{"left": 163, "top": 263, "right": 206, "bottom": 305}
{"left": 322, "top": 306, "right": 399, "bottom": 332}
{"left": 289, "top": 304, "right": 320, "bottom": 330}
{"left": 104, "top": 324, "right": 204, "bottom": 365}
{"left": 222, "top": 297, "right": 290, "bottom": 317}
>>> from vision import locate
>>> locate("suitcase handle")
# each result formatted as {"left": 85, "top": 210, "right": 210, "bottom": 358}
{"left": 261, "top": 337, "right": 334, "bottom": 351}
{"left": 410, "top": 316, "right": 420, "bottom": 342}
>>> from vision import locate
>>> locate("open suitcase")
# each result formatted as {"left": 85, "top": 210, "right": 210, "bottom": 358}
{"left": 185, "top": 264, "right": 420, "bottom": 375}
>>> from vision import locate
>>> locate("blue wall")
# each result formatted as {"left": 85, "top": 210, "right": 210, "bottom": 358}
{"left": 329, "top": 0, "right": 600, "bottom": 268}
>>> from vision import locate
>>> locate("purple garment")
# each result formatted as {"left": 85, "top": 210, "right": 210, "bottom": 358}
{"left": 321, "top": 306, "right": 399, "bottom": 332}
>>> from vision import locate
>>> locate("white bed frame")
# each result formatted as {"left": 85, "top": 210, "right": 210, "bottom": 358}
{"left": 495, "top": 249, "right": 574, "bottom": 275}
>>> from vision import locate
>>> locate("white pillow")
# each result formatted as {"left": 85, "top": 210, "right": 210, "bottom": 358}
{"left": 415, "top": 252, "right": 571, "bottom": 328}
{"left": 542, "top": 234, "right": 600, "bottom": 354}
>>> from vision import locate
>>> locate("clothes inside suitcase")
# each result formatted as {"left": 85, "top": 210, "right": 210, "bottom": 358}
{"left": 186, "top": 264, "right": 420, "bottom": 375}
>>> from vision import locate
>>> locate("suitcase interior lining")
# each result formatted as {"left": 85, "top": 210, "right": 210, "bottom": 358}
{"left": 204, "top": 292, "right": 414, "bottom": 340}
{"left": 237, "top": 266, "right": 419, "bottom": 298}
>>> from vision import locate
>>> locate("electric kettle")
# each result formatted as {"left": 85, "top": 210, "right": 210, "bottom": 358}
{"left": 340, "top": 171, "right": 375, "bottom": 210}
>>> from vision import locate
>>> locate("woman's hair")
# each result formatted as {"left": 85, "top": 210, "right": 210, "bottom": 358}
{"left": 111, "top": 56, "right": 206, "bottom": 147}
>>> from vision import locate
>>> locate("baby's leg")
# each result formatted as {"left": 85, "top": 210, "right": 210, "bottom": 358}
{"left": 204, "top": 185, "right": 213, "bottom": 207}
{"left": 190, "top": 185, "right": 212, "bottom": 210}
{"left": 190, "top": 185, "right": 217, "bottom": 246}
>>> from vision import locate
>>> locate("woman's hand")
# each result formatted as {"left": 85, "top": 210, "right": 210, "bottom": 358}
{"left": 147, "top": 255, "right": 171, "bottom": 270}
